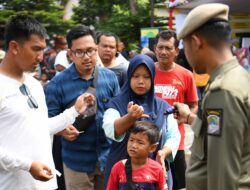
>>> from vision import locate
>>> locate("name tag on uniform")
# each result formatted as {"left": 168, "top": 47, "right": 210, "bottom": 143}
{"left": 206, "top": 109, "right": 223, "bottom": 136}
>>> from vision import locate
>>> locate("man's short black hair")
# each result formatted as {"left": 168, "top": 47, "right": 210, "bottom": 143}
{"left": 155, "top": 30, "right": 179, "bottom": 48}
{"left": 195, "top": 20, "right": 232, "bottom": 48}
{"left": 66, "top": 25, "right": 96, "bottom": 48}
{"left": 130, "top": 121, "right": 160, "bottom": 145}
{"left": 4, "top": 14, "right": 47, "bottom": 50}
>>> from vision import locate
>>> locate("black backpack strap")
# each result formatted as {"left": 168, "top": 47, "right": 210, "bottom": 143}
{"left": 125, "top": 158, "right": 138, "bottom": 190}
{"left": 92, "top": 65, "right": 99, "bottom": 87}
{"left": 125, "top": 158, "right": 133, "bottom": 182}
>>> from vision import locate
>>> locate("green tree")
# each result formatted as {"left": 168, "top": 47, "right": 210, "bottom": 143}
{"left": 0, "top": 0, "right": 74, "bottom": 45}
{"left": 72, "top": 0, "right": 129, "bottom": 27}
{"left": 72, "top": 0, "right": 151, "bottom": 50}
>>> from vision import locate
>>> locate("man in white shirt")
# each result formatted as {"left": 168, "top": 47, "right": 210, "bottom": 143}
{"left": 0, "top": 14, "right": 94, "bottom": 190}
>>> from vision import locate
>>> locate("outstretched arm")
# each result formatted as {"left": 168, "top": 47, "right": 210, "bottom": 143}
{"left": 0, "top": 147, "right": 53, "bottom": 181}
{"left": 173, "top": 102, "right": 197, "bottom": 125}
{"left": 48, "top": 93, "right": 95, "bottom": 135}
{"left": 156, "top": 114, "right": 180, "bottom": 171}
{"left": 114, "top": 101, "right": 149, "bottom": 137}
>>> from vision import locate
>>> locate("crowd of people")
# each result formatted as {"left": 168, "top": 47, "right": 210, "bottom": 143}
{"left": 0, "top": 3, "right": 249, "bottom": 190}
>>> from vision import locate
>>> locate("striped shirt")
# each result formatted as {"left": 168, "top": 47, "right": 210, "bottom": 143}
{"left": 45, "top": 64, "right": 120, "bottom": 172}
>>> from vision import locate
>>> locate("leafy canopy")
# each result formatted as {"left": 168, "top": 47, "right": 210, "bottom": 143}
{"left": 0, "top": 0, "right": 75, "bottom": 42}
{"left": 72, "top": 0, "right": 151, "bottom": 50}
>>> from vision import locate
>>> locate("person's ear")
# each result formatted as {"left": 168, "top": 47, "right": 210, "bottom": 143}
{"left": 149, "top": 143, "right": 158, "bottom": 153}
{"left": 175, "top": 47, "right": 180, "bottom": 57}
{"left": 67, "top": 49, "right": 74, "bottom": 61}
{"left": 191, "top": 34, "right": 202, "bottom": 50}
{"left": 9, "top": 40, "right": 19, "bottom": 55}
{"left": 66, "top": 51, "right": 72, "bottom": 62}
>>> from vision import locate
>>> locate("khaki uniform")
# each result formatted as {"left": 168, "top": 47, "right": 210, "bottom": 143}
{"left": 186, "top": 58, "right": 250, "bottom": 190}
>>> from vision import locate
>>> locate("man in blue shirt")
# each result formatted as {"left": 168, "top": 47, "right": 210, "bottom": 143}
{"left": 45, "top": 25, "right": 120, "bottom": 190}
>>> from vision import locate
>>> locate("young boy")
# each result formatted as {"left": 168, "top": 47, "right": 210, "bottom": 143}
{"left": 106, "top": 121, "right": 167, "bottom": 190}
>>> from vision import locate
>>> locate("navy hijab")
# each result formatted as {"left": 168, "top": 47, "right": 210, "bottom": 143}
{"left": 103, "top": 54, "right": 171, "bottom": 189}
{"left": 107, "top": 54, "right": 168, "bottom": 125}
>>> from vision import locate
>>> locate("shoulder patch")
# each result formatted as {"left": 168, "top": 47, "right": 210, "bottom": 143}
{"left": 206, "top": 109, "right": 223, "bottom": 136}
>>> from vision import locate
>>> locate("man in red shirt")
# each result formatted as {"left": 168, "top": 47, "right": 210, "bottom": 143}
{"left": 154, "top": 30, "right": 198, "bottom": 190}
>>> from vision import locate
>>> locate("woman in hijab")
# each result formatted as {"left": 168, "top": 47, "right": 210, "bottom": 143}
{"left": 102, "top": 54, "right": 180, "bottom": 190}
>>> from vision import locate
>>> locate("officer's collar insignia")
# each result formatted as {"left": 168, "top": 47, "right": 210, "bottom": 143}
{"left": 206, "top": 109, "right": 223, "bottom": 136}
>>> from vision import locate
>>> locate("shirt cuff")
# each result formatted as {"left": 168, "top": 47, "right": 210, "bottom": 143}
{"left": 20, "top": 158, "right": 33, "bottom": 171}
{"left": 64, "top": 106, "right": 79, "bottom": 123}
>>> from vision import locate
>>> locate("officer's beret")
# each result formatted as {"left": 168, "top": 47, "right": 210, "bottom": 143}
{"left": 177, "top": 3, "right": 229, "bottom": 40}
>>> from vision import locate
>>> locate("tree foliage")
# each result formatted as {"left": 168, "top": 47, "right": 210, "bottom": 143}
{"left": 72, "top": 0, "right": 151, "bottom": 50}
{"left": 0, "top": 0, "right": 152, "bottom": 50}
{"left": 0, "top": 0, "right": 75, "bottom": 42}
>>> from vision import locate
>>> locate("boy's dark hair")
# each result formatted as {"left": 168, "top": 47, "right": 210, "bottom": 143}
{"left": 155, "top": 30, "right": 179, "bottom": 48}
{"left": 4, "top": 14, "right": 47, "bottom": 50}
{"left": 130, "top": 121, "right": 160, "bottom": 144}
{"left": 195, "top": 20, "right": 231, "bottom": 48}
{"left": 66, "top": 25, "right": 96, "bottom": 49}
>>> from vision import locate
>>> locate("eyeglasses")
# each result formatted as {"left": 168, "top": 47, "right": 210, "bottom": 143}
{"left": 71, "top": 48, "right": 97, "bottom": 58}
{"left": 19, "top": 84, "right": 38, "bottom": 109}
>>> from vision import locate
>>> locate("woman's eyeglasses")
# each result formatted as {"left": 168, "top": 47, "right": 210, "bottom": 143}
{"left": 19, "top": 84, "right": 38, "bottom": 109}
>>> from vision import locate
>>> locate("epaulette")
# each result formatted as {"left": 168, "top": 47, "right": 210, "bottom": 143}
{"left": 209, "top": 74, "right": 224, "bottom": 91}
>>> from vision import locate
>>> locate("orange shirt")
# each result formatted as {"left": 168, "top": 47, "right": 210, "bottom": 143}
{"left": 193, "top": 71, "right": 209, "bottom": 87}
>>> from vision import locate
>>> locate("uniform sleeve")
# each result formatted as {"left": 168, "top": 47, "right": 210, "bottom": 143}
{"left": 206, "top": 90, "right": 248, "bottom": 190}
{"left": 157, "top": 166, "right": 168, "bottom": 190}
{"left": 0, "top": 147, "right": 32, "bottom": 172}
{"left": 163, "top": 114, "right": 181, "bottom": 162}
{"left": 106, "top": 161, "right": 120, "bottom": 190}
{"left": 102, "top": 108, "right": 126, "bottom": 142}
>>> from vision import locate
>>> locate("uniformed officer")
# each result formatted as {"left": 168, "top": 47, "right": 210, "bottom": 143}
{"left": 174, "top": 3, "right": 250, "bottom": 190}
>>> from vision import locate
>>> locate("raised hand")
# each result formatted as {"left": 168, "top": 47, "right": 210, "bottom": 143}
{"left": 127, "top": 101, "right": 149, "bottom": 119}
{"left": 74, "top": 93, "right": 95, "bottom": 114}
